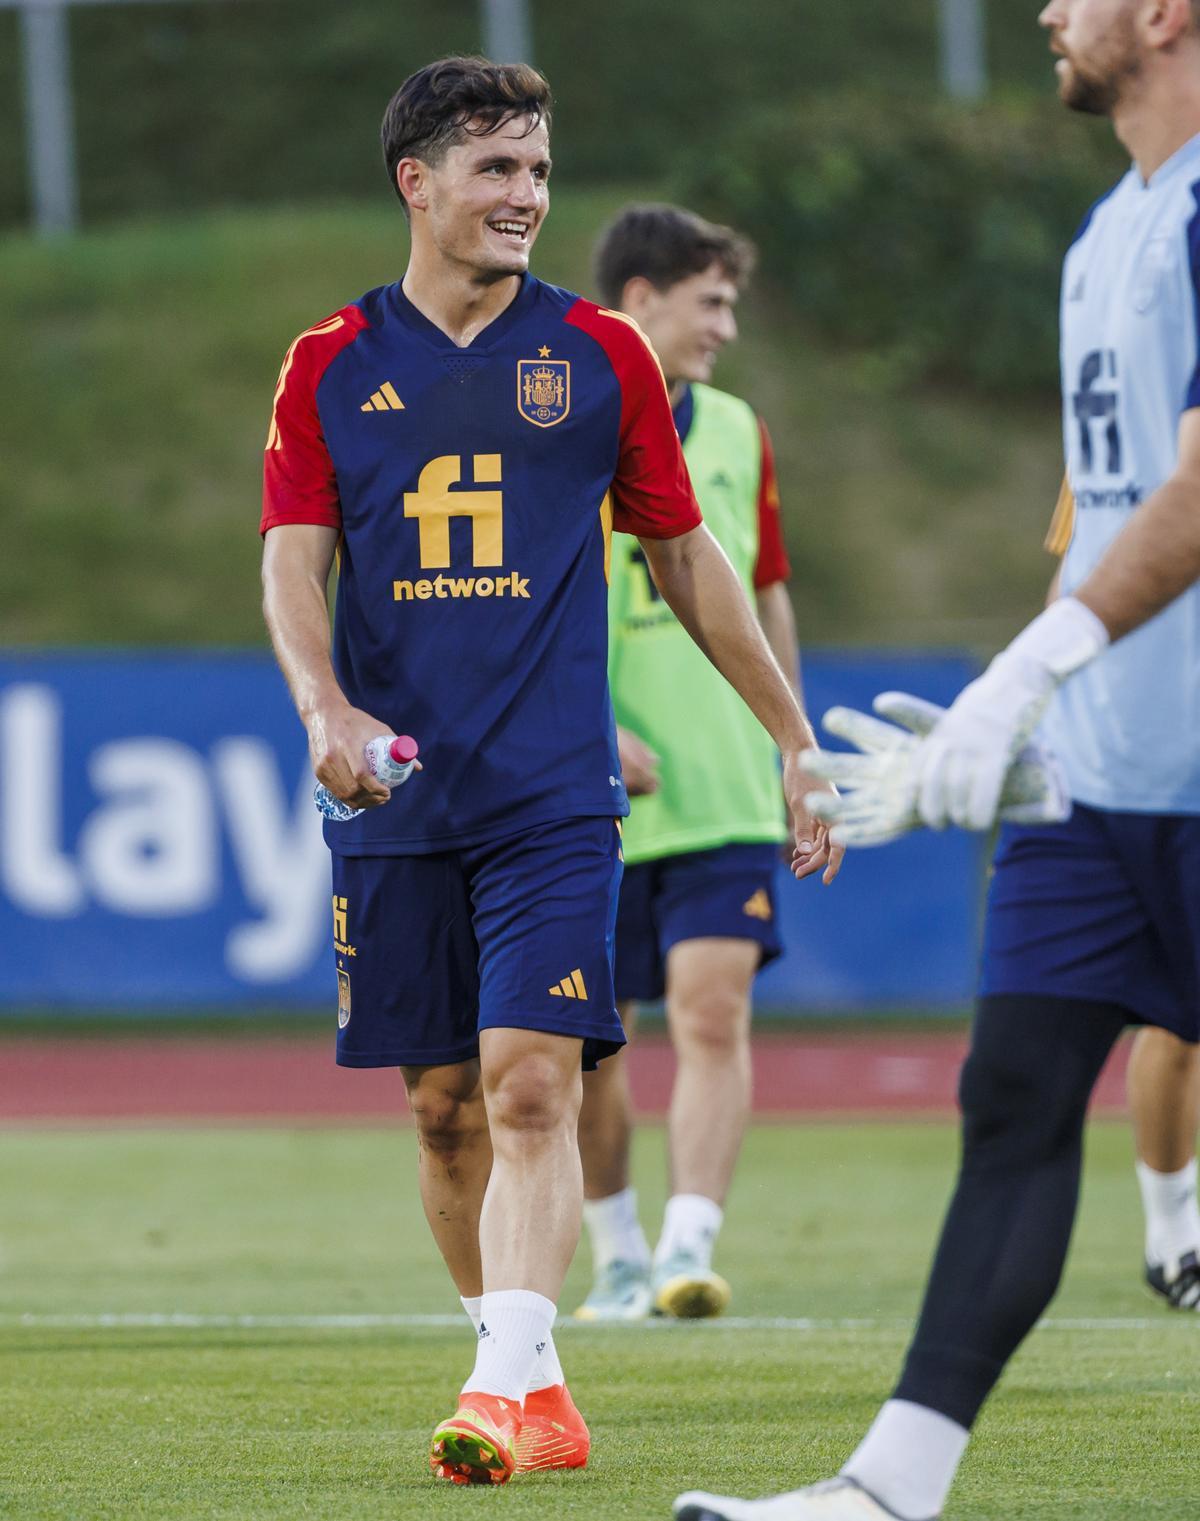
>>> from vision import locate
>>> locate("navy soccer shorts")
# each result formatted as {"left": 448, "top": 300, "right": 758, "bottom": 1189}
{"left": 980, "top": 803, "right": 1200, "bottom": 1043}
{"left": 614, "top": 841, "right": 783, "bottom": 1004}
{"left": 330, "top": 817, "right": 625, "bottom": 1070}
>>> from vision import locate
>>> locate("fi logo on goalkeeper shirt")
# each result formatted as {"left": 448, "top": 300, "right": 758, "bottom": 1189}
{"left": 395, "top": 453, "right": 531, "bottom": 603}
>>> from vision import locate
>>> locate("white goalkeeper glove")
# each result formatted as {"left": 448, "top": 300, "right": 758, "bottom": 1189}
{"left": 800, "top": 691, "right": 1072, "bottom": 847}
{"left": 912, "top": 598, "right": 1107, "bottom": 830}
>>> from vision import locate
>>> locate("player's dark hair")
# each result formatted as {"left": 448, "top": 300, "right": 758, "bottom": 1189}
{"left": 381, "top": 55, "right": 552, "bottom": 215}
{"left": 593, "top": 204, "right": 756, "bottom": 309}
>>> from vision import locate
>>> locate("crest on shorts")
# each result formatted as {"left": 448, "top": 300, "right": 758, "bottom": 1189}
{"left": 337, "top": 969, "right": 351, "bottom": 1028}
{"left": 517, "top": 356, "right": 570, "bottom": 428}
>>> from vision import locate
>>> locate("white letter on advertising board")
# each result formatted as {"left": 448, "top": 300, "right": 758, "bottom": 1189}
{"left": 79, "top": 739, "right": 218, "bottom": 915}
{"left": 0, "top": 683, "right": 85, "bottom": 915}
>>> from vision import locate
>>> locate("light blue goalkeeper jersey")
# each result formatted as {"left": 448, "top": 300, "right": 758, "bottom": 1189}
{"left": 1042, "top": 131, "right": 1200, "bottom": 814}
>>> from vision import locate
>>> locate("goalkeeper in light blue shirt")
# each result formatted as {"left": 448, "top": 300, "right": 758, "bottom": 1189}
{"left": 676, "top": 0, "right": 1200, "bottom": 1518}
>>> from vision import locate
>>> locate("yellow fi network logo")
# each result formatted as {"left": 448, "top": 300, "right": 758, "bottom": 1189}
{"left": 395, "top": 454, "right": 531, "bottom": 602}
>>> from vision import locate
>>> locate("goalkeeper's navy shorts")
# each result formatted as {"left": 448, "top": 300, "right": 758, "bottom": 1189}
{"left": 614, "top": 841, "right": 783, "bottom": 1004}
{"left": 979, "top": 802, "right": 1200, "bottom": 1042}
{"left": 330, "top": 816, "right": 625, "bottom": 1071}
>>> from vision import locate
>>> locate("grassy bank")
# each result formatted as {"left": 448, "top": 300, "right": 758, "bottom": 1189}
{"left": 3, "top": 192, "right": 1064, "bottom": 651}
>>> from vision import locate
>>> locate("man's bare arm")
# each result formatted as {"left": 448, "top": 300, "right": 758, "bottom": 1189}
{"left": 261, "top": 524, "right": 390, "bottom": 808}
{"left": 1075, "top": 409, "right": 1200, "bottom": 638}
{"left": 755, "top": 581, "right": 803, "bottom": 704}
{"left": 639, "top": 524, "right": 842, "bottom": 883}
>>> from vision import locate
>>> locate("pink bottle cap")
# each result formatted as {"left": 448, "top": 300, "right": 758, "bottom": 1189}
{"left": 388, "top": 735, "right": 419, "bottom": 764}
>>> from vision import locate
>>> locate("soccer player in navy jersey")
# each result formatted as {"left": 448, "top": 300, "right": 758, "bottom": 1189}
{"left": 675, "top": 1, "right": 1200, "bottom": 1518}
{"left": 260, "top": 56, "right": 841, "bottom": 1487}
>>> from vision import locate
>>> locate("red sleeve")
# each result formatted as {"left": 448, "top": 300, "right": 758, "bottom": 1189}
{"left": 565, "top": 301, "right": 702, "bottom": 539}
{"left": 260, "top": 305, "right": 369, "bottom": 536}
{"left": 752, "top": 416, "right": 791, "bottom": 588}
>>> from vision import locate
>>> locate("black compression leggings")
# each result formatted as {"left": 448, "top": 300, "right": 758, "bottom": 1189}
{"left": 893, "top": 993, "right": 1128, "bottom": 1429}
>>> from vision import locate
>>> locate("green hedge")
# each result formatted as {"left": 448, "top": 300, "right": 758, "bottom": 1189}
{"left": 677, "top": 94, "right": 1128, "bottom": 394}
{"left": 0, "top": 1, "right": 1066, "bottom": 229}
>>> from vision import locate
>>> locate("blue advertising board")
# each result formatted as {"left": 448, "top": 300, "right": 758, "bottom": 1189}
{"left": 0, "top": 651, "right": 982, "bottom": 1012}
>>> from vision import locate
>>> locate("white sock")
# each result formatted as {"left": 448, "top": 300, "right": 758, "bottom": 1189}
{"left": 654, "top": 1193, "right": 723, "bottom": 1270}
{"left": 463, "top": 1290, "right": 564, "bottom": 1392}
{"left": 462, "top": 1289, "right": 556, "bottom": 1403}
{"left": 842, "top": 1399, "right": 969, "bottom": 1521}
{"left": 526, "top": 1327, "right": 566, "bottom": 1393}
{"left": 582, "top": 1187, "right": 651, "bottom": 1271}
{"left": 1137, "top": 1157, "right": 1200, "bottom": 1268}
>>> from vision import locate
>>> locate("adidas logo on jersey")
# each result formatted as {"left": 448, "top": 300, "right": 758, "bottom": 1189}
{"left": 361, "top": 382, "right": 405, "bottom": 412}
{"left": 548, "top": 969, "right": 588, "bottom": 1000}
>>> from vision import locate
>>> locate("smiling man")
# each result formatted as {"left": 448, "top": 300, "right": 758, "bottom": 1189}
{"left": 258, "top": 56, "right": 839, "bottom": 1487}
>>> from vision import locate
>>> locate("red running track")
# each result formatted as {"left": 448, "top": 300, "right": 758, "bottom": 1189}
{"left": 0, "top": 1032, "right": 1132, "bottom": 1124}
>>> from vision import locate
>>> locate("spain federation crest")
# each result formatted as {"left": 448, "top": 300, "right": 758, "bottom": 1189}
{"left": 518, "top": 357, "right": 570, "bottom": 428}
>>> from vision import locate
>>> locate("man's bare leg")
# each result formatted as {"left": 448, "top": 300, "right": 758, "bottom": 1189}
{"left": 653, "top": 936, "right": 758, "bottom": 1316}
{"left": 574, "top": 1003, "right": 653, "bottom": 1318}
{"left": 448, "top": 1027, "right": 584, "bottom": 1401}
{"left": 402, "top": 1060, "right": 491, "bottom": 1296}
{"left": 579, "top": 1001, "right": 640, "bottom": 1198}
{"left": 1129, "top": 1026, "right": 1200, "bottom": 1171}
{"left": 664, "top": 937, "right": 757, "bottom": 1200}
{"left": 1128, "top": 1026, "right": 1200, "bottom": 1302}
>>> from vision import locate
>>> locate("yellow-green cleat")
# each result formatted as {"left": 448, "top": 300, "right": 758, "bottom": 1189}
{"left": 653, "top": 1249, "right": 731, "bottom": 1319}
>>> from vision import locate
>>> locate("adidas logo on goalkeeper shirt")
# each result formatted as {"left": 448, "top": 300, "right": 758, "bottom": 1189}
{"left": 549, "top": 969, "right": 588, "bottom": 1000}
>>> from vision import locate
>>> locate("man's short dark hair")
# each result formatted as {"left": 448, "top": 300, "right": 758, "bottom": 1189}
{"left": 593, "top": 204, "right": 756, "bottom": 309}
{"left": 381, "top": 55, "right": 552, "bottom": 213}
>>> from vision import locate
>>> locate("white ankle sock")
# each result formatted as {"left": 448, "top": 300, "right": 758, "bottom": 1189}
{"left": 463, "top": 1291, "right": 564, "bottom": 1393}
{"left": 526, "top": 1329, "right": 566, "bottom": 1393}
{"left": 462, "top": 1289, "right": 557, "bottom": 1402}
{"left": 1137, "top": 1158, "right": 1200, "bottom": 1268}
{"left": 582, "top": 1187, "right": 651, "bottom": 1271}
{"left": 654, "top": 1193, "right": 723, "bottom": 1269}
{"left": 842, "top": 1399, "right": 969, "bottom": 1521}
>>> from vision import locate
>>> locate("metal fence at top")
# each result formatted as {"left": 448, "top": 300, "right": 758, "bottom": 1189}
{"left": 3, "top": 0, "right": 539, "bottom": 237}
{"left": 5, "top": 0, "right": 988, "bottom": 239}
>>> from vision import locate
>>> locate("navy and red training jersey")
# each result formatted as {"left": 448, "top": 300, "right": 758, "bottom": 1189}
{"left": 262, "top": 274, "right": 702, "bottom": 854}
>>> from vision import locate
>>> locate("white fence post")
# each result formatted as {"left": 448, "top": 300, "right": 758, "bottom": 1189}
{"left": 938, "top": 0, "right": 987, "bottom": 102}
{"left": 481, "top": 0, "right": 532, "bottom": 63}
{"left": 19, "top": 0, "right": 79, "bottom": 236}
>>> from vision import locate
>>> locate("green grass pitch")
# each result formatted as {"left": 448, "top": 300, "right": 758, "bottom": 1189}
{"left": 1, "top": 1122, "right": 1196, "bottom": 1518}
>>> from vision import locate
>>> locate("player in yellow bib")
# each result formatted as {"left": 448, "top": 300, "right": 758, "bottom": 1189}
{"left": 574, "top": 205, "right": 816, "bottom": 1320}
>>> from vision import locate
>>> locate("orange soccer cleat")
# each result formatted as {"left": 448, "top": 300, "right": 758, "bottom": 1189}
{"left": 516, "top": 1382, "right": 591, "bottom": 1472}
{"left": 430, "top": 1391, "right": 522, "bottom": 1486}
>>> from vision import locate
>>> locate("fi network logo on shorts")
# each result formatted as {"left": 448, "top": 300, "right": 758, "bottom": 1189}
{"left": 395, "top": 454, "right": 531, "bottom": 602}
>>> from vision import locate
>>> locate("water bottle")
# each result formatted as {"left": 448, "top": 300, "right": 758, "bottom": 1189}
{"left": 313, "top": 734, "right": 420, "bottom": 822}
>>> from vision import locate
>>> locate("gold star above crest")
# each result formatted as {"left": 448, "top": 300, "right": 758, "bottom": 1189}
{"left": 538, "top": 345, "right": 552, "bottom": 358}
